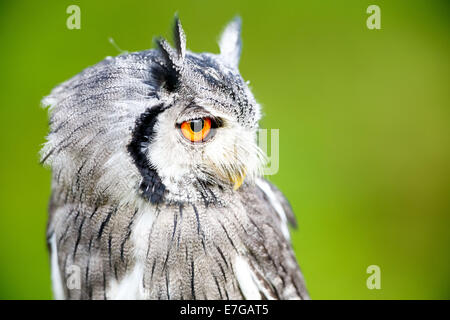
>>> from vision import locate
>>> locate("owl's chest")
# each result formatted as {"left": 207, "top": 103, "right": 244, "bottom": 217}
{"left": 106, "top": 200, "right": 255, "bottom": 299}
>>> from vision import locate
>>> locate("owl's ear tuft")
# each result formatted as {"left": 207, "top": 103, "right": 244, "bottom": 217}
{"left": 173, "top": 15, "right": 186, "bottom": 60}
{"left": 156, "top": 37, "right": 176, "bottom": 66}
{"left": 219, "top": 16, "right": 242, "bottom": 70}
{"left": 155, "top": 15, "right": 186, "bottom": 69}
{"left": 153, "top": 15, "right": 187, "bottom": 91}
{"left": 154, "top": 37, "right": 180, "bottom": 91}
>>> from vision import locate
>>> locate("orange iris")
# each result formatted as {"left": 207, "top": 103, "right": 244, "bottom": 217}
{"left": 180, "top": 118, "right": 212, "bottom": 142}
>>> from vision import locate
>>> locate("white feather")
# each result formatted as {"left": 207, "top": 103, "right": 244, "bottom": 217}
{"left": 255, "top": 179, "right": 291, "bottom": 241}
{"left": 49, "top": 235, "right": 65, "bottom": 300}
{"left": 234, "top": 256, "right": 262, "bottom": 299}
{"left": 106, "top": 202, "right": 156, "bottom": 300}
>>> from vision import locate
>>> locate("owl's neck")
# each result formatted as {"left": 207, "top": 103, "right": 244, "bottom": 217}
{"left": 161, "top": 179, "right": 238, "bottom": 207}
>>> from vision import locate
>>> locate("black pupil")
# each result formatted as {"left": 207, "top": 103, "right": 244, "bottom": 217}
{"left": 190, "top": 119, "right": 204, "bottom": 133}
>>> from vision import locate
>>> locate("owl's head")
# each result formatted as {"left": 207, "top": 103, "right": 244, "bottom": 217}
{"left": 41, "top": 17, "right": 264, "bottom": 205}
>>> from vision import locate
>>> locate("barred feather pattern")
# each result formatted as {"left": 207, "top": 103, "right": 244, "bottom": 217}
{"left": 47, "top": 182, "right": 308, "bottom": 299}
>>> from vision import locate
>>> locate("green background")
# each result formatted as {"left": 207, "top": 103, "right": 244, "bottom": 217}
{"left": 0, "top": 0, "right": 448, "bottom": 299}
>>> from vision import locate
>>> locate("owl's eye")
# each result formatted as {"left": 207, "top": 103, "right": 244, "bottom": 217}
{"left": 180, "top": 118, "right": 214, "bottom": 142}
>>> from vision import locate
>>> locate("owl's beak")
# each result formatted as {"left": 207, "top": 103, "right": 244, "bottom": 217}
{"left": 231, "top": 172, "right": 246, "bottom": 190}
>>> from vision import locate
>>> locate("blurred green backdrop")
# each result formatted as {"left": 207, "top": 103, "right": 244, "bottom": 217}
{"left": 0, "top": 0, "right": 448, "bottom": 299}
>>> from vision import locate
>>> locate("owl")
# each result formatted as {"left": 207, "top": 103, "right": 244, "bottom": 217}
{"left": 41, "top": 16, "right": 309, "bottom": 300}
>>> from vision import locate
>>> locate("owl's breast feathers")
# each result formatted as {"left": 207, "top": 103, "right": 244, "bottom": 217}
{"left": 47, "top": 178, "right": 309, "bottom": 300}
